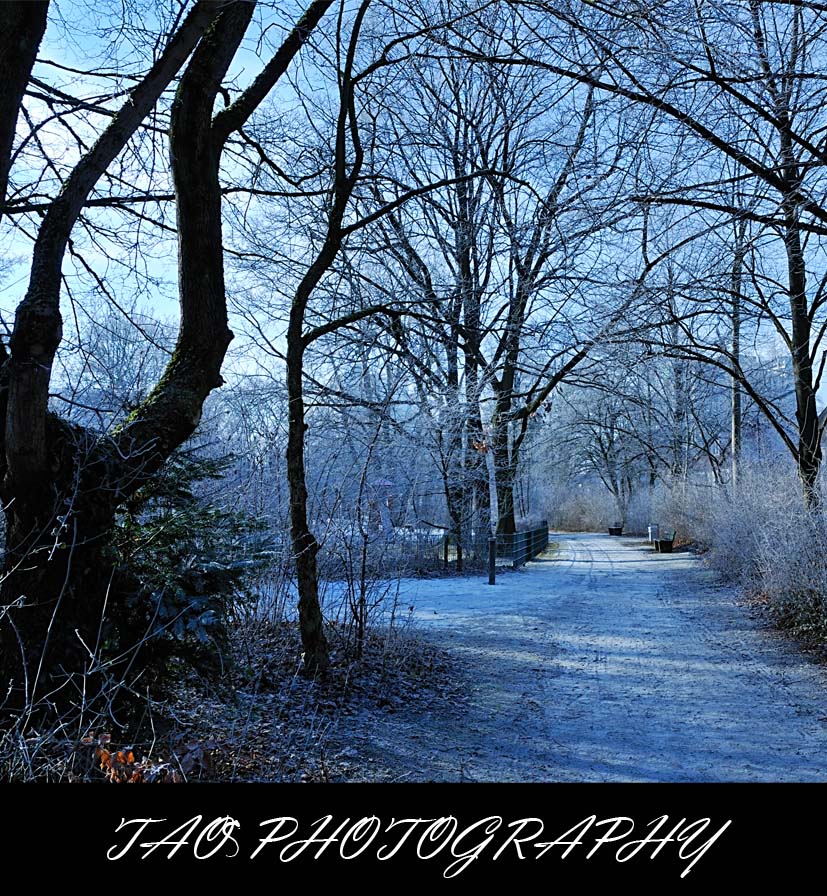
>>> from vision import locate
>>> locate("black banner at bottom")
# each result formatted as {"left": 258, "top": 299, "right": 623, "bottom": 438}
{"left": 0, "top": 783, "right": 811, "bottom": 885}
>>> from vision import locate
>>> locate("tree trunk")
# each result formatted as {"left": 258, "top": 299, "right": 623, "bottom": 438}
{"left": 668, "top": 280, "right": 688, "bottom": 484}
{"left": 445, "top": 476, "right": 465, "bottom": 570}
{"left": 731, "top": 247, "right": 743, "bottom": 488}
{"left": 0, "top": 2, "right": 49, "bottom": 214}
{"left": 493, "top": 415, "right": 517, "bottom": 535}
{"left": 782, "top": 197, "right": 821, "bottom": 506}
{"left": 492, "top": 314, "right": 521, "bottom": 536}
{"left": 0, "top": 419, "right": 121, "bottom": 712}
{"left": 786, "top": 218, "right": 821, "bottom": 507}
{"left": 463, "top": 321, "right": 489, "bottom": 553}
{"left": 496, "top": 472, "right": 517, "bottom": 535}
{"left": 286, "top": 326, "right": 329, "bottom": 673}
{"left": 456, "top": 173, "right": 489, "bottom": 555}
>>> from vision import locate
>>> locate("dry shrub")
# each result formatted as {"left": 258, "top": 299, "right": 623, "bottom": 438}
{"left": 688, "top": 463, "right": 805, "bottom": 584}
{"left": 665, "top": 461, "right": 827, "bottom": 650}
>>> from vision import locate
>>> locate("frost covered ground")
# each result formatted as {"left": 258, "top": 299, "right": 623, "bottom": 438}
{"left": 325, "top": 532, "right": 827, "bottom": 782}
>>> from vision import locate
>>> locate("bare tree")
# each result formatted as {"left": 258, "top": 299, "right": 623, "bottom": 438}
{"left": 478, "top": 0, "right": 827, "bottom": 504}
{"left": 0, "top": 0, "right": 334, "bottom": 708}
{"left": 224, "top": 0, "right": 511, "bottom": 670}
{"left": 374, "top": 21, "right": 636, "bottom": 541}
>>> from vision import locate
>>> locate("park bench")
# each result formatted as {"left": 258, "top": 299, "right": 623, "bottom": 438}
{"left": 655, "top": 530, "right": 676, "bottom": 553}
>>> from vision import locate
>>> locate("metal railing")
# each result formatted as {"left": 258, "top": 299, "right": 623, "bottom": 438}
{"left": 314, "top": 522, "right": 550, "bottom": 580}
{"left": 499, "top": 521, "right": 549, "bottom": 567}
{"left": 513, "top": 522, "right": 550, "bottom": 567}
{"left": 489, "top": 521, "right": 549, "bottom": 583}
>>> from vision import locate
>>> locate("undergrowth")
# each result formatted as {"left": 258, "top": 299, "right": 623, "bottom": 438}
{"left": 0, "top": 609, "right": 455, "bottom": 782}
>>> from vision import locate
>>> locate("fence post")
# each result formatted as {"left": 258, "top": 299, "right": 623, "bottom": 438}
{"left": 488, "top": 536, "right": 496, "bottom": 585}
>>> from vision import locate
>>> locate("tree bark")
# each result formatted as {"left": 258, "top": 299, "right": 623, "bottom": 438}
{"left": 495, "top": 455, "right": 518, "bottom": 535}
{"left": 492, "top": 377, "right": 518, "bottom": 536}
{"left": 491, "top": 286, "right": 524, "bottom": 536}
{"left": 287, "top": 273, "right": 331, "bottom": 673}
{"left": 777, "top": 103, "right": 822, "bottom": 506}
{"left": 730, "top": 221, "right": 746, "bottom": 488}
{"left": 0, "top": 417, "right": 125, "bottom": 711}
{"left": 461, "top": 258, "right": 489, "bottom": 550}
{"left": 0, "top": 2, "right": 49, "bottom": 218}
{"left": 439, "top": 293, "right": 466, "bottom": 568}
{"left": 784, "top": 207, "right": 821, "bottom": 507}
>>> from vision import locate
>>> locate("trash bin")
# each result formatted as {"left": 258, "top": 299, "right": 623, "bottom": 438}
{"left": 648, "top": 524, "right": 659, "bottom": 543}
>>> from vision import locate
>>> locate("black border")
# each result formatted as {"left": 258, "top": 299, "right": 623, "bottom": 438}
{"left": 1, "top": 782, "right": 813, "bottom": 885}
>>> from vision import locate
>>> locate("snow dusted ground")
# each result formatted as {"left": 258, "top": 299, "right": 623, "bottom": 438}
{"left": 329, "top": 532, "right": 827, "bottom": 782}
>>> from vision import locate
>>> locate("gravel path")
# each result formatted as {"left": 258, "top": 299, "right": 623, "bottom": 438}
{"left": 334, "top": 532, "right": 827, "bottom": 782}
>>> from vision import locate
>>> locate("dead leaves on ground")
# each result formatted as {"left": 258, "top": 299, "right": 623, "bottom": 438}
{"left": 83, "top": 731, "right": 220, "bottom": 783}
